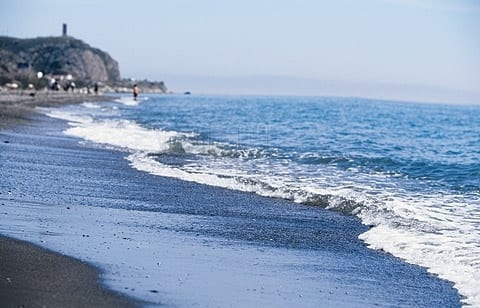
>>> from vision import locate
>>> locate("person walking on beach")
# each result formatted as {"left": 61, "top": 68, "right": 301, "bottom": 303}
{"left": 133, "top": 84, "right": 139, "bottom": 101}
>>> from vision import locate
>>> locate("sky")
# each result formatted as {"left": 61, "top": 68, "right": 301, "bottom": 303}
{"left": 1, "top": 0, "right": 479, "bottom": 103}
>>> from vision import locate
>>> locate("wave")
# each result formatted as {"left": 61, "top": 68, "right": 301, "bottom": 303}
{"left": 130, "top": 149, "right": 480, "bottom": 306}
{"left": 44, "top": 106, "right": 480, "bottom": 307}
{"left": 359, "top": 194, "right": 480, "bottom": 307}
{"left": 47, "top": 110, "right": 193, "bottom": 153}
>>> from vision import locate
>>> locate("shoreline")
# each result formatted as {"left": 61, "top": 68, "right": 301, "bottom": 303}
{"left": 0, "top": 94, "right": 463, "bottom": 307}
{"left": 0, "top": 93, "right": 141, "bottom": 307}
{"left": 0, "top": 91, "right": 115, "bottom": 128}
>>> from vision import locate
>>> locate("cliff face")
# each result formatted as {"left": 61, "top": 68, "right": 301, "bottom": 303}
{"left": 0, "top": 36, "right": 120, "bottom": 83}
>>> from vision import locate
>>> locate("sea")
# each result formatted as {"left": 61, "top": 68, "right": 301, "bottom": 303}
{"left": 45, "top": 94, "right": 480, "bottom": 306}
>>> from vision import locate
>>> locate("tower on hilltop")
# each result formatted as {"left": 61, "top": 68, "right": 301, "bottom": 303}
{"left": 62, "top": 23, "right": 67, "bottom": 36}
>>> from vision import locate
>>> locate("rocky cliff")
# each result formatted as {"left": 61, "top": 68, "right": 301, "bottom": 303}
{"left": 0, "top": 36, "right": 120, "bottom": 84}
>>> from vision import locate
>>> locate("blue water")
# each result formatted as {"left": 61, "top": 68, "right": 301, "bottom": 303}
{"left": 127, "top": 95, "right": 480, "bottom": 192}
{"left": 49, "top": 95, "right": 480, "bottom": 306}
{"left": 124, "top": 96, "right": 480, "bottom": 202}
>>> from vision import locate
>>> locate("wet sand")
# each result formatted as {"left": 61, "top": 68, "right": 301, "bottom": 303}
{"left": 0, "top": 237, "right": 136, "bottom": 308}
{"left": 0, "top": 92, "right": 139, "bottom": 307}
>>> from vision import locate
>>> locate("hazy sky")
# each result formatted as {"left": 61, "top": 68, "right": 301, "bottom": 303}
{"left": 1, "top": 0, "right": 479, "bottom": 102}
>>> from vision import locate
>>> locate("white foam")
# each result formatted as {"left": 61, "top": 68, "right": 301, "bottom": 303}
{"left": 128, "top": 152, "right": 241, "bottom": 189}
{"left": 359, "top": 194, "right": 480, "bottom": 307}
{"left": 46, "top": 109, "right": 187, "bottom": 153}
{"left": 127, "top": 151, "right": 367, "bottom": 207}
{"left": 65, "top": 120, "right": 182, "bottom": 152}
{"left": 46, "top": 109, "right": 94, "bottom": 125}
{"left": 114, "top": 96, "right": 141, "bottom": 106}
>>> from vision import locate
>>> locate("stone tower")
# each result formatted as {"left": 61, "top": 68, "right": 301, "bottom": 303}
{"left": 62, "top": 23, "right": 67, "bottom": 36}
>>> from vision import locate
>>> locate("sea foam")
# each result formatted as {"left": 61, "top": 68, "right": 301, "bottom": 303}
{"left": 47, "top": 110, "right": 189, "bottom": 153}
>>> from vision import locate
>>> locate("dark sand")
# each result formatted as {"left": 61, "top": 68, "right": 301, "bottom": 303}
{"left": 0, "top": 237, "right": 136, "bottom": 308}
{"left": 0, "top": 92, "right": 138, "bottom": 307}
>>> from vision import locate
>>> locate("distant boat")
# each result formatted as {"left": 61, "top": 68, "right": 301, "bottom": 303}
{"left": 184, "top": 91, "right": 191, "bottom": 95}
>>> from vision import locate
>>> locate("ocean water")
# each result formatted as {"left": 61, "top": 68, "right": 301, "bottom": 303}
{"left": 47, "top": 95, "right": 480, "bottom": 306}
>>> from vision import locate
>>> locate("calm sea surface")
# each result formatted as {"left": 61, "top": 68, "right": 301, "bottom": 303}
{"left": 48, "top": 95, "right": 480, "bottom": 306}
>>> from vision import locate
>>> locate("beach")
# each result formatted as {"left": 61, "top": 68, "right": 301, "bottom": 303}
{"left": 0, "top": 91, "right": 114, "bottom": 128}
{"left": 0, "top": 93, "right": 464, "bottom": 307}
{"left": 0, "top": 92, "right": 138, "bottom": 307}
